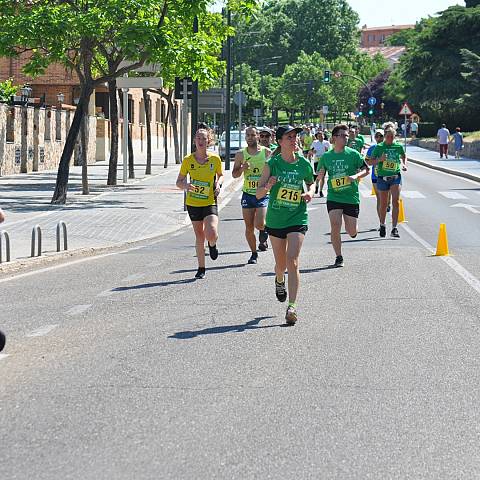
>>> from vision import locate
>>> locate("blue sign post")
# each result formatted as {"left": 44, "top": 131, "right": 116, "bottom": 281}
{"left": 368, "top": 97, "right": 377, "bottom": 106}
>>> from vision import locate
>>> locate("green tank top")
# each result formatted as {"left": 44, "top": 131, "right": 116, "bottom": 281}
{"left": 242, "top": 147, "right": 267, "bottom": 195}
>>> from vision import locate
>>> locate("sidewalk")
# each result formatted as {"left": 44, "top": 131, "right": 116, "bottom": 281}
{"left": 405, "top": 144, "right": 480, "bottom": 182}
{"left": 0, "top": 148, "right": 240, "bottom": 272}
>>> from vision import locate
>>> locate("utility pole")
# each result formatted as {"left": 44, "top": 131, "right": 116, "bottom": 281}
{"left": 225, "top": 8, "right": 232, "bottom": 170}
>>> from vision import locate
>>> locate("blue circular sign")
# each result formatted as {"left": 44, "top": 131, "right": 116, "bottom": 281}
{"left": 368, "top": 97, "right": 377, "bottom": 106}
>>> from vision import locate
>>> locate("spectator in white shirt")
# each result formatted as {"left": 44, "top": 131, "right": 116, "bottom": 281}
{"left": 437, "top": 123, "right": 451, "bottom": 159}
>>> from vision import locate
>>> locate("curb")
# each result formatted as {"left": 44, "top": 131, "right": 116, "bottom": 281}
{"left": 0, "top": 174, "right": 242, "bottom": 277}
{"left": 407, "top": 157, "right": 480, "bottom": 183}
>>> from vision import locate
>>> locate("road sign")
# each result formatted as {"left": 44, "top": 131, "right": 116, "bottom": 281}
{"left": 233, "top": 91, "right": 247, "bottom": 106}
{"left": 399, "top": 102, "right": 413, "bottom": 116}
{"left": 368, "top": 97, "right": 377, "bottom": 106}
{"left": 116, "top": 77, "right": 163, "bottom": 89}
{"left": 322, "top": 105, "right": 329, "bottom": 114}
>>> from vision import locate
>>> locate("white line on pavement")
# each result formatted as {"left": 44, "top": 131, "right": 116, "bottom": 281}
{"left": 438, "top": 191, "right": 468, "bottom": 199}
{"left": 401, "top": 223, "right": 480, "bottom": 295}
{"left": 26, "top": 324, "right": 58, "bottom": 337}
{"left": 65, "top": 304, "right": 92, "bottom": 316}
{"left": 401, "top": 191, "right": 426, "bottom": 199}
{"left": 0, "top": 354, "right": 10, "bottom": 361}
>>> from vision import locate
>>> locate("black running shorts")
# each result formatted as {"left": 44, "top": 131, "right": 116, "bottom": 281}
{"left": 265, "top": 225, "right": 308, "bottom": 239}
{"left": 187, "top": 204, "right": 218, "bottom": 222}
{"left": 326, "top": 200, "right": 360, "bottom": 218}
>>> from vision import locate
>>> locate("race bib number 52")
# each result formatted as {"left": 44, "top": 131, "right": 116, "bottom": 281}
{"left": 190, "top": 180, "right": 210, "bottom": 199}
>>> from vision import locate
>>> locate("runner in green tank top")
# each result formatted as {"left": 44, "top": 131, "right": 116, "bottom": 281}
{"left": 256, "top": 125, "right": 315, "bottom": 326}
{"left": 232, "top": 127, "right": 271, "bottom": 264}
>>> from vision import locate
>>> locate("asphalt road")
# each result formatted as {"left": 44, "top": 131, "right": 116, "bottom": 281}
{"left": 1, "top": 165, "right": 479, "bottom": 479}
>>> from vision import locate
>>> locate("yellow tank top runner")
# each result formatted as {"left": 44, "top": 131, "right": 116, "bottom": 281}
{"left": 242, "top": 147, "right": 267, "bottom": 195}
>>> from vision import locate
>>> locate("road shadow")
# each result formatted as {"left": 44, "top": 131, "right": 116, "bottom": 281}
{"left": 222, "top": 218, "right": 244, "bottom": 222}
{"left": 218, "top": 250, "right": 252, "bottom": 256}
{"left": 323, "top": 228, "right": 378, "bottom": 236}
{"left": 112, "top": 278, "right": 196, "bottom": 291}
{"left": 168, "top": 316, "right": 286, "bottom": 339}
{"left": 170, "top": 263, "right": 246, "bottom": 274}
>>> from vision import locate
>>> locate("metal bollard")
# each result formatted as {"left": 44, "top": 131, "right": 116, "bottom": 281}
{"left": 31, "top": 224, "right": 42, "bottom": 257}
{"left": 0, "top": 230, "right": 11, "bottom": 263}
{"left": 56, "top": 221, "right": 68, "bottom": 252}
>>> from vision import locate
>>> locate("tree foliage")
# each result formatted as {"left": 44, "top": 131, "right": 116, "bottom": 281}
{"left": 0, "top": 78, "right": 19, "bottom": 102}
{"left": 384, "top": 5, "right": 480, "bottom": 129}
{"left": 234, "top": 0, "right": 360, "bottom": 72}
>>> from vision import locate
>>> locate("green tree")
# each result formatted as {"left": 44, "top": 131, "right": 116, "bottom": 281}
{"left": 0, "top": 0, "right": 257, "bottom": 203}
{"left": 457, "top": 48, "right": 480, "bottom": 109}
{"left": 0, "top": 78, "right": 18, "bottom": 102}
{"left": 384, "top": 6, "right": 480, "bottom": 129}
{"left": 234, "top": 0, "right": 360, "bottom": 72}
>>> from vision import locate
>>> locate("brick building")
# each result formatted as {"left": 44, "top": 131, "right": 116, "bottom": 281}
{"left": 359, "top": 24, "right": 413, "bottom": 68}
{"left": 360, "top": 24, "right": 414, "bottom": 48}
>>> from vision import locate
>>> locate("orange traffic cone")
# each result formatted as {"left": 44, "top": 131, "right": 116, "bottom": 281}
{"left": 435, "top": 223, "right": 449, "bottom": 256}
{"left": 398, "top": 198, "right": 406, "bottom": 223}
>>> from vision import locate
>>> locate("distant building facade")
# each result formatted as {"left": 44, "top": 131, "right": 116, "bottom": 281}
{"left": 360, "top": 24, "right": 414, "bottom": 68}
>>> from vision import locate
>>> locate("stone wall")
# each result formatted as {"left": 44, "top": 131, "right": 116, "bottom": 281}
{"left": 416, "top": 139, "right": 480, "bottom": 160}
{"left": 0, "top": 104, "right": 96, "bottom": 176}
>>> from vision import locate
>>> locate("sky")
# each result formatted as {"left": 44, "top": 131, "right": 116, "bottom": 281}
{"left": 348, "top": 0, "right": 464, "bottom": 28}
{"left": 213, "top": 1, "right": 464, "bottom": 27}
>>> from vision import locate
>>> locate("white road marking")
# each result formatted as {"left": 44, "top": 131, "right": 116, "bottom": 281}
{"left": 402, "top": 190, "right": 426, "bottom": 199}
{"left": 450, "top": 203, "right": 480, "bottom": 214}
{"left": 438, "top": 191, "right": 468, "bottom": 199}
{"left": 0, "top": 354, "right": 10, "bottom": 361}
{"left": 401, "top": 223, "right": 480, "bottom": 295}
{"left": 65, "top": 304, "right": 92, "bottom": 316}
{"left": 26, "top": 324, "right": 58, "bottom": 337}
{"left": 121, "top": 273, "right": 145, "bottom": 283}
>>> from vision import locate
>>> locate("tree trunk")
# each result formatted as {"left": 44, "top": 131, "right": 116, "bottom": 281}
{"left": 107, "top": 79, "right": 119, "bottom": 186}
{"left": 51, "top": 83, "right": 93, "bottom": 204}
{"left": 80, "top": 111, "right": 89, "bottom": 194}
{"left": 143, "top": 89, "right": 152, "bottom": 175}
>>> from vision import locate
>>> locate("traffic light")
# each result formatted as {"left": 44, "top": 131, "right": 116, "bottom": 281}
{"left": 323, "top": 70, "right": 331, "bottom": 83}
{"left": 358, "top": 111, "right": 363, "bottom": 117}
{"left": 368, "top": 108, "right": 374, "bottom": 115}
{"left": 174, "top": 77, "right": 193, "bottom": 100}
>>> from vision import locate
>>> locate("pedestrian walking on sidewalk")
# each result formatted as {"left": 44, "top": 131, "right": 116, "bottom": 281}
{"left": 176, "top": 129, "right": 223, "bottom": 279}
{"left": 437, "top": 123, "right": 451, "bottom": 159}
{"left": 453, "top": 127, "right": 464, "bottom": 159}
{"left": 256, "top": 125, "right": 315, "bottom": 326}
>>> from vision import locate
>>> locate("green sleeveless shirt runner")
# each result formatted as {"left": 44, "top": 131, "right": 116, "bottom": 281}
{"left": 242, "top": 147, "right": 268, "bottom": 195}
